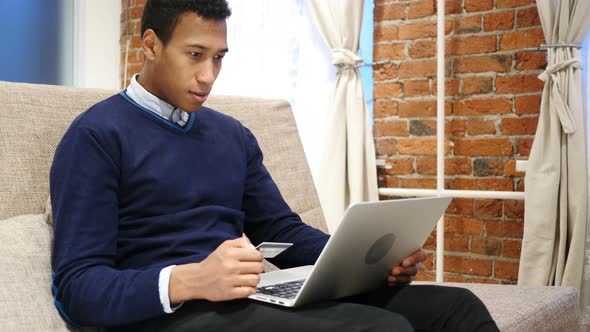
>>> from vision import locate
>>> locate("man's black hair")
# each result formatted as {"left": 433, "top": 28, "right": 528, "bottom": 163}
{"left": 141, "top": 0, "right": 231, "bottom": 45}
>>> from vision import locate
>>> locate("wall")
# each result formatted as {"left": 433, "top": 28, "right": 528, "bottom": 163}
{"left": 75, "top": 0, "right": 122, "bottom": 89}
{"left": 374, "top": 0, "right": 545, "bottom": 283}
{"left": 120, "top": 0, "right": 147, "bottom": 87}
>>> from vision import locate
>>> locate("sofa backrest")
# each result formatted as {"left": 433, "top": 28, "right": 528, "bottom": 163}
{"left": 0, "top": 81, "right": 328, "bottom": 233}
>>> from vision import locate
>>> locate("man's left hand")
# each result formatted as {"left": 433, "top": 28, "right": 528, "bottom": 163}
{"left": 387, "top": 249, "right": 427, "bottom": 286}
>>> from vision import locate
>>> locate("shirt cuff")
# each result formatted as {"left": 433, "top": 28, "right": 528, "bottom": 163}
{"left": 159, "top": 265, "right": 183, "bottom": 314}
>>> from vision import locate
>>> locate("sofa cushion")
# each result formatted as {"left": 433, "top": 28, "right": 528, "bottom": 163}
{"left": 421, "top": 282, "right": 580, "bottom": 332}
{"left": 0, "top": 81, "right": 115, "bottom": 220}
{"left": 0, "top": 214, "right": 69, "bottom": 331}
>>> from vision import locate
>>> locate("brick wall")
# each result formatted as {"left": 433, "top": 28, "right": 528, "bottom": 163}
{"left": 120, "top": 0, "right": 147, "bottom": 87}
{"left": 374, "top": 0, "right": 545, "bottom": 283}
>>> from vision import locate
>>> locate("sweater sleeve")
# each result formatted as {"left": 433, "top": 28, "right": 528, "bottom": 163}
{"left": 240, "top": 127, "right": 330, "bottom": 268}
{"left": 50, "top": 122, "right": 164, "bottom": 327}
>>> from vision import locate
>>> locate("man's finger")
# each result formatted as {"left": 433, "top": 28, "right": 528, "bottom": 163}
{"left": 402, "top": 249, "right": 427, "bottom": 267}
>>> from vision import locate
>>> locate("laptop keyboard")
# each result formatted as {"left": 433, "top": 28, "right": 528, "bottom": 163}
{"left": 256, "top": 279, "right": 305, "bottom": 299}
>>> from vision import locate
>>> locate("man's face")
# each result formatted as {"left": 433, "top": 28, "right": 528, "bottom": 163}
{"left": 149, "top": 13, "right": 228, "bottom": 112}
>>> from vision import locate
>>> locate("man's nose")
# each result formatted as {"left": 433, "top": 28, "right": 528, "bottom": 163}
{"left": 197, "top": 61, "right": 216, "bottom": 86}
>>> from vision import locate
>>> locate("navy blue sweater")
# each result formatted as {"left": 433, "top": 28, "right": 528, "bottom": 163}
{"left": 50, "top": 92, "right": 329, "bottom": 327}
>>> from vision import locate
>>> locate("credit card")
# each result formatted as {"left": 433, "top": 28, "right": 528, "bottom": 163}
{"left": 256, "top": 242, "right": 293, "bottom": 258}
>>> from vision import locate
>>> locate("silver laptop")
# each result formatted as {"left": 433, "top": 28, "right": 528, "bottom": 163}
{"left": 249, "top": 196, "right": 452, "bottom": 307}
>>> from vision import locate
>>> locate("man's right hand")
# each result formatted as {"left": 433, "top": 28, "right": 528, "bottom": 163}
{"left": 168, "top": 237, "right": 264, "bottom": 304}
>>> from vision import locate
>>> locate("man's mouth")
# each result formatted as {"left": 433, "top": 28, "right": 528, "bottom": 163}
{"left": 190, "top": 91, "right": 209, "bottom": 103}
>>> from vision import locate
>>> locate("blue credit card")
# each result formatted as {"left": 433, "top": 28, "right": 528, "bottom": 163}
{"left": 256, "top": 242, "right": 293, "bottom": 258}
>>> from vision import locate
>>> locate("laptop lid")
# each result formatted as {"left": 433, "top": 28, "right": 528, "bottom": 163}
{"left": 293, "top": 196, "right": 452, "bottom": 306}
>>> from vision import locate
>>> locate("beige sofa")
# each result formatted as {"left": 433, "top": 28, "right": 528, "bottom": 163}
{"left": 0, "top": 80, "right": 580, "bottom": 331}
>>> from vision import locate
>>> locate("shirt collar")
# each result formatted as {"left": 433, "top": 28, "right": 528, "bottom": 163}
{"left": 126, "top": 74, "right": 189, "bottom": 126}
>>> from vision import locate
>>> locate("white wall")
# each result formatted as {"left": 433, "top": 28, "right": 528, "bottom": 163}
{"left": 74, "top": 0, "right": 121, "bottom": 89}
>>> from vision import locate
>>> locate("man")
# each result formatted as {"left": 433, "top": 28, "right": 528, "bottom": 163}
{"left": 50, "top": 0, "right": 499, "bottom": 331}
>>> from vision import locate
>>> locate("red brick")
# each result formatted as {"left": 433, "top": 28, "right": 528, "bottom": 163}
{"left": 495, "top": 260, "right": 519, "bottom": 280}
{"left": 444, "top": 0, "right": 463, "bottom": 14}
{"left": 497, "top": 75, "right": 544, "bottom": 94}
{"left": 399, "top": 60, "right": 437, "bottom": 78}
{"left": 445, "top": 256, "right": 492, "bottom": 277}
{"left": 374, "top": 100, "right": 399, "bottom": 118}
{"left": 404, "top": 80, "right": 431, "bottom": 97}
{"left": 467, "top": 118, "right": 497, "bottom": 135}
{"left": 399, "top": 100, "right": 436, "bottom": 117}
{"left": 374, "top": 82, "right": 403, "bottom": 99}
{"left": 415, "top": 270, "right": 436, "bottom": 281}
{"left": 454, "top": 55, "right": 512, "bottom": 74}
{"left": 465, "top": 0, "right": 493, "bottom": 12}
{"left": 515, "top": 95, "right": 541, "bottom": 115}
{"left": 445, "top": 217, "right": 485, "bottom": 235}
{"left": 130, "top": 6, "right": 143, "bottom": 19}
{"left": 517, "top": 7, "right": 541, "bottom": 28}
{"left": 504, "top": 160, "right": 526, "bottom": 177}
{"left": 446, "top": 198, "right": 474, "bottom": 216}
{"left": 446, "top": 35, "right": 497, "bottom": 56}
{"left": 374, "top": 43, "right": 406, "bottom": 61}
{"left": 455, "top": 15, "right": 482, "bottom": 34}
{"left": 474, "top": 199, "right": 503, "bottom": 218}
{"left": 380, "top": 175, "right": 399, "bottom": 188}
{"left": 471, "top": 236, "right": 502, "bottom": 256}
{"left": 500, "top": 28, "right": 545, "bottom": 51}
{"left": 504, "top": 199, "right": 525, "bottom": 219}
{"left": 433, "top": 79, "right": 461, "bottom": 97}
{"left": 374, "top": 120, "right": 409, "bottom": 137}
{"left": 496, "top": 0, "right": 536, "bottom": 9}
{"left": 515, "top": 51, "right": 547, "bottom": 71}
{"left": 503, "top": 239, "right": 522, "bottom": 258}
{"left": 408, "top": 0, "right": 435, "bottom": 19}
{"left": 416, "top": 157, "right": 472, "bottom": 175}
{"left": 453, "top": 178, "right": 514, "bottom": 191}
{"left": 373, "top": 63, "right": 399, "bottom": 81}
{"left": 409, "top": 119, "right": 436, "bottom": 136}
{"left": 486, "top": 220, "right": 524, "bottom": 237}
{"left": 398, "top": 177, "right": 437, "bottom": 189}
{"left": 421, "top": 252, "right": 435, "bottom": 270}
{"left": 448, "top": 119, "right": 467, "bottom": 137}
{"left": 398, "top": 21, "right": 437, "bottom": 40}
{"left": 398, "top": 138, "right": 452, "bottom": 155}
{"left": 445, "top": 234, "right": 470, "bottom": 252}
{"left": 409, "top": 40, "right": 435, "bottom": 59}
{"left": 462, "top": 77, "right": 493, "bottom": 96}
{"left": 517, "top": 179, "right": 525, "bottom": 192}
{"left": 455, "top": 138, "right": 513, "bottom": 156}
{"left": 375, "top": 3, "right": 406, "bottom": 21}
{"left": 375, "top": 138, "right": 398, "bottom": 155}
{"left": 383, "top": 158, "right": 415, "bottom": 175}
{"left": 516, "top": 138, "right": 533, "bottom": 157}
{"left": 453, "top": 98, "right": 512, "bottom": 116}
{"left": 473, "top": 158, "right": 504, "bottom": 176}
{"left": 483, "top": 11, "right": 515, "bottom": 31}
{"left": 375, "top": 24, "right": 399, "bottom": 41}
{"left": 500, "top": 117, "right": 539, "bottom": 135}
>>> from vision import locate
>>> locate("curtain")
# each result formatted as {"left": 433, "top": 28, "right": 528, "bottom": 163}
{"left": 307, "top": 0, "right": 378, "bottom": 233}
{"left": 211, "top": 0, "right": 335, "bottom": 178}
{"left": 518, "top": 0, "right": 590, "bottom": 328}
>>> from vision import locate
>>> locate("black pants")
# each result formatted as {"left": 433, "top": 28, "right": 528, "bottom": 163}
{"left": 110, "top": 285, "right": 499, "bottom": 332}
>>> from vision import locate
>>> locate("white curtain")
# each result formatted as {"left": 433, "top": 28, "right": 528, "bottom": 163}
{"left": 518, "top": 0, "right": 590, "bottom": 328}
{"left": 307, "top": 0, "right": 378, "bottom": 233}
{"left": 211, "top": 0, "right": 336, "bottom": 179}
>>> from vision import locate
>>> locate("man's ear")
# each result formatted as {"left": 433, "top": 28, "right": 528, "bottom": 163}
{"left": 142, "top": 29, "right": 160, "bottom": 61}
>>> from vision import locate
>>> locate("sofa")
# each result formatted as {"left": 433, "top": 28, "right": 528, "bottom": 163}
{"left": 0, "top": 80, "right": 580, "bottom": 331}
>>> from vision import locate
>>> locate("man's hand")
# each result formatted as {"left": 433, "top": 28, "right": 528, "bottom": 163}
{"left": 169, "top": 237, "right": 264, "bottom": 304}
{"left": 387, "top": 249, "right": 427, "bottom": 286}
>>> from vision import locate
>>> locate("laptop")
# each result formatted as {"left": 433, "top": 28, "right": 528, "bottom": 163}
{"left": 249, "top": 196, "right": 452, "bottom": 307}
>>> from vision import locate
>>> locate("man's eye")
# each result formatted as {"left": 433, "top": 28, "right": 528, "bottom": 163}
{"left": 189, "top": 52, "right": 202, "bottom": 58}
{"left": 215, "top": 54, "right": 225, "bottom": 61}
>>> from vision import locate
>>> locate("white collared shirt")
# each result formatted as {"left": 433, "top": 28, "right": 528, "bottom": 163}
{"left": 126, "top": 74, "right": 190, "bottom": 127}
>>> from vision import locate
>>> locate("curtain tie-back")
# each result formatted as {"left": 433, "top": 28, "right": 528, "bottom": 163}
{"left": 538, "top": 57, "right": 582, "bottom": 134}
{"left": 331, "top": 48, "right": 362, "bottom": 73}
